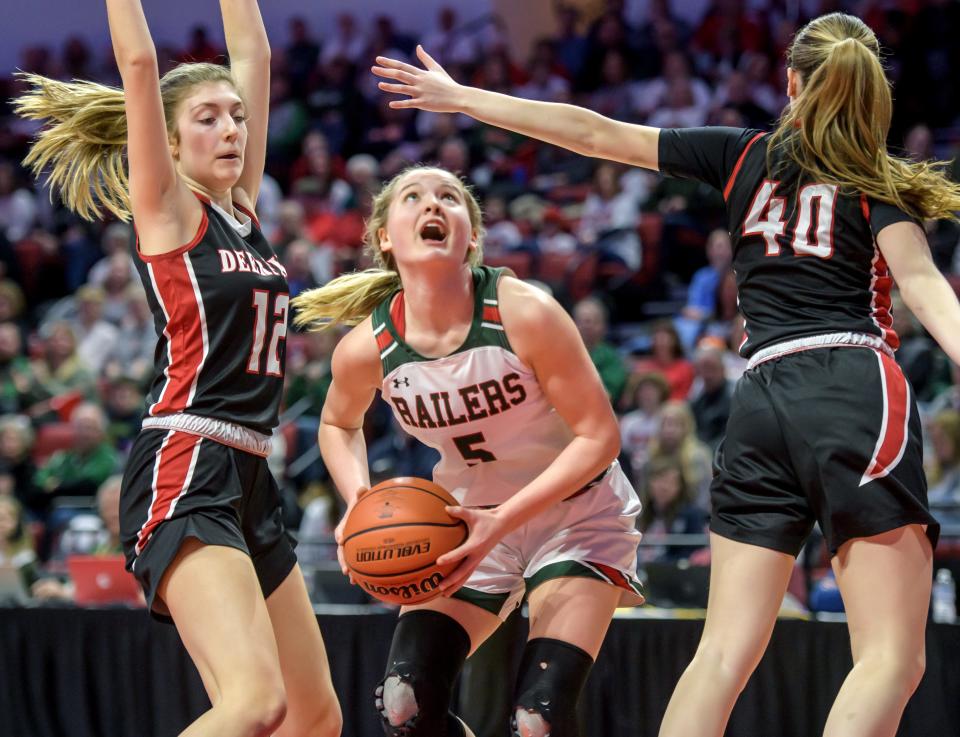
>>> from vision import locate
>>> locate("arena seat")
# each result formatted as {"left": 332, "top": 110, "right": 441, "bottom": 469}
{"left": 32, "top": 422, "right": 77, "bottom": 464}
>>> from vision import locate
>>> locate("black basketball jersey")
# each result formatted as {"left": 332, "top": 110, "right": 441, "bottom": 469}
{"left": 133, "top": 196, "right": 289, "bottom": 434}
{"left": 658, "top": 127, "right": 916, "bottom": 358}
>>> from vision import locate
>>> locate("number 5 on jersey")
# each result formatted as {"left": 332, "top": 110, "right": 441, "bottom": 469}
{"left": 248, "top": 290, "right": 289, "bottom": 376}
{"left": 744, "top": 181, "right": 838, "bottom": 258}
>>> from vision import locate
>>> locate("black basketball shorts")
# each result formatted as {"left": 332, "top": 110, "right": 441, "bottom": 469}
{"left": 711, "top": 346, "right": 939, "bottom": 557}
{"left": 120, "top": 428, "right": 297, "bottom": 622}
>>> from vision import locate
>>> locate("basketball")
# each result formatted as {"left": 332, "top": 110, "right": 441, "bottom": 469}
{"left": 342, "top": 477, "right": 468, "bottom": 605}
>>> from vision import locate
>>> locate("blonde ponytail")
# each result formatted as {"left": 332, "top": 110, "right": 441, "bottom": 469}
{"left": 769, "top": 12, "right": 960, "bottom": 221}
{"left": 15, "top": 62, "right": 239, "bottom": 223}
{"left": 293, "top": 166, "right": 485, "bottom": 331}
{"left": 15, "top": 74, "right": 131, "bottom": 221}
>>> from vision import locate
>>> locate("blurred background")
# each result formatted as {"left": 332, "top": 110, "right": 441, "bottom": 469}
{"left": 0, "top": 0, "right": 958, "bottom": 617}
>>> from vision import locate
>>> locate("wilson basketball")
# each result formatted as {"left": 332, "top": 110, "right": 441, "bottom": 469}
{"left": 342, "top": 477, "right": 467, "bottom": 605}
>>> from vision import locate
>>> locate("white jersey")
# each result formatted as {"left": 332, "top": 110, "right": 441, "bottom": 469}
{"left": 372, "top": 266, "right": 576, "bottom": 506}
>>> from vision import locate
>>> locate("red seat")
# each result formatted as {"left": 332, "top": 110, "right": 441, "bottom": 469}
{"left": 486, "top": 252, "right": 533, "bottom": 280}
{"left": 536, "top": 252, "right": 575, "bottom": 286}
{"left": 33, "top": 422, "right": 77, "bottom": 464}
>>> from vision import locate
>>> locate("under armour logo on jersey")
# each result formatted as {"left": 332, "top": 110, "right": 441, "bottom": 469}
{"left": 392, "top": 377, "right": 410, "bottom": 389}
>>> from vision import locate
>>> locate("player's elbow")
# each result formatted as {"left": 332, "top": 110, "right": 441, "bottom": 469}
{"left": 595, "top": 419, "right": 622, "bottom": 467}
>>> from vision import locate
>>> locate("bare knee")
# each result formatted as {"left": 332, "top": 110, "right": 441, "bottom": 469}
{"left": 691, "top": 640, "right": 760, "bottom": 693}
{"left": 221, "top": 685, "right": 288, "bottom": 736}
{"left": 855, "top": 648, "right": 926, "bottom": 695}
{"left": 287, "top": 701, "right": 342, "bottom": 737}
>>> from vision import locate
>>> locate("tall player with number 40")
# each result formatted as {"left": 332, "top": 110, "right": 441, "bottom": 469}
{"left": 372, "top": 11, "right": 960, "bottom": 737}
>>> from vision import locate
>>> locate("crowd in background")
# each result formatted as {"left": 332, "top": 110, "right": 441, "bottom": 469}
{"left": 2, "top": 0, "right": 960, "bottom": 605}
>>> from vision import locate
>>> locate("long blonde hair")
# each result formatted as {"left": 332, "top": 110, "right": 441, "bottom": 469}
{"left": 14, "top": 62, "right": 238, "bottom": 222}
{"left": 767, "top": 12, "right": 960, "bottom": 220}
{"left": 292, "top": 166, "right": 486, "bottom": 330}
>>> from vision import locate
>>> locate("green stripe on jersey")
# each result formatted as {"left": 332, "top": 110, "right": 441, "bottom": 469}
{"left": 371, "top": 266, "right": 514, "bottom": 376}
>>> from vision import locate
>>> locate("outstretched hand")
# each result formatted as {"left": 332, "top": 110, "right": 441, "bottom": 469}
{"left": 372, "top": 45, "right": 464, "bottom": 114}
{"left": 435, "top": 505, "right": 509, "bottom": 595}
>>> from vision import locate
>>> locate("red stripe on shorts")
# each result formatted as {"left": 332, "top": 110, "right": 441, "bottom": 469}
{"left": 860, "top": 352, "right": 910, "bottom": 486}
{"left": 135, "top": 432, "right": 203, "bottom": 555}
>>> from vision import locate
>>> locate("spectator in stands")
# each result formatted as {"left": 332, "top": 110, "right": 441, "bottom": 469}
{"left": 482, "top": 194, "right": 524, "bottom": 255}
{"left": 34, "top": 402, "right": 118, "bottom": 501}
{"left": 927, "top": 409, "right": 960, "bottom": 526}
{"left": 0, "top": 160, "right": 37, "bottom": 243}
{"left": 0, "top": 414, "right": 43, "bottom": 518}
{"left": 68, "top": 285, "right": 120, "bottom": 376}
{"left": 102, "top": 375, "right": 143, "bottom": 453}
{"left": 632, "top": 50, "right": 711, "bottom": 122}
{"left": 100, "top": 284, "right": 155, "bottom": 385}
{"left": 892, "top": 292, "right": 951, "bottom": 403}
{"left": 284, "top": 15, "right": 320, "bottom": 98}
{"left": 0, "top": 496, "right": 38, "bottom": 590}
{"left": 273, "top": 198, "right": 308, "bottom": 253}
{"left": 421, "top": 6, "right": 479, "bottom": 67}
{"left": 632, "top": 319, "right": 695, "bottom": 400}
{"left": 283, "top": 239, "right": 321, "bottom": 299}
{"left": 620, "top": 371, "right": 670, "bottom": 479}
{"left": 646, "top": 399, "right": 712, "bottom": 510}
{"left": 688, "top": 344, "right": 733, "bottom": 450}
{"left": 534, "top": 206, "right": 578, "bottom": 255}
{"left": 0, "top": 281, "right": 27, "bottom": 331}
{"left": 636, "top": 456, "right": 708, "bottom": 563}
{"left": 675, "top": 228, "right": 733, "bottom": 350}
{"left": 553, "top": 3, "right": 588, "bottom": 79}
{"left": 0, "top": 322, "right": 47, "bottom": 415}
{"left": 585, "top": 49, "right": 635, "bottom": 122}
{"left": 573, "top": 296, "right": 627, "bottom": 404}
{"left": 86, "top": 223, "right": 137, "bottom": 287}
{"left": 31, "top": 475, "right": 131, "bottom": 601}
{"left": 577, "top": 161, "right": 642, "bottom": 270}
{"left": 31, "top": 321, "right": 95, "bottom": 402}
{"left": 178, "top": 24, "right": 222, "bottom": 64}
{"left": 321, "top": 12, "right": 367, "bottom": 66}
{"left": 96, "top": 252, "right": 137, "bottom": 325}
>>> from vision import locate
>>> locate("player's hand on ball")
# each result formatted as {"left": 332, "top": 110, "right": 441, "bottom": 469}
{"left": 372, "top": 46, "right": 463, "bottom": 114}
{"left": 436, "top": 506, "right": 507, "bottom": 595}
{"left": 335, "top": 492, "right": 366, "bottom": 582}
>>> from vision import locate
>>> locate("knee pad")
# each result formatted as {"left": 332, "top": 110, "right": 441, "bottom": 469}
{"left": 376, "top": 610, "right": 470, "bottom": 737}
{"left": 511, "top": 638, "right": 594, "bottom": 737}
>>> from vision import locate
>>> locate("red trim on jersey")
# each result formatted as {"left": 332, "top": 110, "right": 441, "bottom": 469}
{"left": 376, "top": 328, "right": 394, "bottom": 353}
{"left": 390, "top": 291, "right": 407, "bottom": 338}
{"left": 233, "top": 201, "right": 262, "bottom": 230}
{"left": 148, "top": 254, "right": 207, "bottom": 415}
{"left": 860, "top": 194, "right": 871, "bottom": 223}
{"left": 869, "top": 250, "right": 899, "bottom": 350}
{"left": 136, "top": 207, "right": 209, "bottom": 263}
{"left": 861, "top": 352, "right": 910, "bottom": 485}
{"left": 723, "top": 132, "right": 766, "bottom": 202}
{"left": 482, "top": 305, "right": 502, "bottom": 324}
{"left": 135, "top": 432, "right": 202, "bottom": 555}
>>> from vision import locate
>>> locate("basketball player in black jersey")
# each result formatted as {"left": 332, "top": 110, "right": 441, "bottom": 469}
{"left": 16, "top": 3, "right": 340, "bottom": 736}
{"left": 372, "top": 12, "right": 960, "bottom": 737}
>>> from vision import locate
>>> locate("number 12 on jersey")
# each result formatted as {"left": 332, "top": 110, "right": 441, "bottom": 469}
{"left": 247, "top": 290, "right": 289, "bottom": 377}
{"left": 744, "top": 181, "right": 838, "bottom": 258}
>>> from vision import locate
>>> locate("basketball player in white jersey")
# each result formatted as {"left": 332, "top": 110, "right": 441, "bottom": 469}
{"left": 292, "top": 165, "right": 643, "bottom": 737}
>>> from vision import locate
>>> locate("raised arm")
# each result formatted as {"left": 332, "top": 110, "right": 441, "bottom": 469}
{"left": 106, "top": 0, "right": 182, "bottom": 227}
{"left": 373, "top": 46, "right": 661, "bottom": 171}
{"left": 219, "top": 0, "right": 270, "bottom": 208}
{"left": 878, "top": 221, "right": 960, "bottom": 364}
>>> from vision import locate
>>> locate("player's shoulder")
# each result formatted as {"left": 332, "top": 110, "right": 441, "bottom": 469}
{"left": 331, "top": 316, "right": 382, "bottom": 386}
{"left": 497, "top": 275, "right": 560, "bottom": 327}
